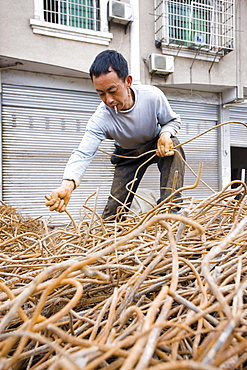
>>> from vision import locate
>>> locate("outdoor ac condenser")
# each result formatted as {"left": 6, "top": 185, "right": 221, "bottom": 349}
{"left": 149, "top": 54, "right": 174, "bottom": 75}
{"left": 108, "top": 0, "right": 133, "bottom": 25}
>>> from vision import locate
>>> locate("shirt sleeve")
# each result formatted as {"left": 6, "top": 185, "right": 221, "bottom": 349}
{"left": 156, "top": 89, "right": 182, "bottom": 136}
{"left": 63, "top": 129, "right": 102, "bottom": 187}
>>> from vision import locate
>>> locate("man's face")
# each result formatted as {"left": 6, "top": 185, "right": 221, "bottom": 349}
{"left": 92, "top": 69, "right": 133, "bottom": 111}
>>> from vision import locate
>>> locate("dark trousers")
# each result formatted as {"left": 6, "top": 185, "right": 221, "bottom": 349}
{"left": 102, "top": 136, "right": 185, "bottom": 219}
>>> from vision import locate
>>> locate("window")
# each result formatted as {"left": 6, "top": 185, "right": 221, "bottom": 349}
{"left": 30, "top": 0, "right": 112, "bottom": 46}
{"left": 154, "top": 0, "right": 234, "bottom": 57}
{"left": 168, "top": 1, "right": 213, "bottom": 50}
{"left": 43, "top": 0, "right": 100, "bottom": 31}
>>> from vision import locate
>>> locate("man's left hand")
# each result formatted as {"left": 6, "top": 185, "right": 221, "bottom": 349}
{"left": 157, "top": 132, "right": 174, "bottom": 157}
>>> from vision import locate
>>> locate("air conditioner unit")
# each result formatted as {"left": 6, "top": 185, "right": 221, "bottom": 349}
{"left": 149, "top": 54, "right": 174, "bottom": 75}
{"left": 108, "top": 1, "right": 133, "bottom": 25}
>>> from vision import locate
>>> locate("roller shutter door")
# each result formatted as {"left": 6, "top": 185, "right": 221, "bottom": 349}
{"left": 229, "top": 104, "right": 247, "bottom": 147}
{"left": 140, "top": 100, "right": 219, "bottom": 200}
{"left": 2, "top": 84, "right": 115, "bottom": 222}
{"left": 2, "top": 85, "right": 219, "bottom": 221}
{"left": 172, "top": 100, "right": 219, "bottom": 199}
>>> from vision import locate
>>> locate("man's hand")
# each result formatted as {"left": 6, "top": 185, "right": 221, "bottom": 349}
{"left": 45, "top": 180, "right": 75, "bottom": 213}
{"left": 156, "top": 132, "right": 174, "bottom": 157}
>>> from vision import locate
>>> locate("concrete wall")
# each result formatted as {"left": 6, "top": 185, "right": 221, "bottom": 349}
{"left": 139, "top": 0, "right": 247, "bottom": 99}
{"left": 0, "top": 0, "right": 130, "bottom": 75}
{"left": 1, "top": 0, "right": 246, "bottom": 99}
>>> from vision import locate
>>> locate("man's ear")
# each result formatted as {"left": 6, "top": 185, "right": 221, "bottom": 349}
{"left": 125, "top": 75, "right": 132, "bottom": 88}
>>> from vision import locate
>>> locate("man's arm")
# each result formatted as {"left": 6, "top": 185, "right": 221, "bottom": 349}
{"left": 156, "top": 87, "right": 182, "bottom": 137}
{"left": 155, "top": 88, "right": 181, "bottom": 157}
{"left": 45, "top": 128, "right": 103, "bottom": 212}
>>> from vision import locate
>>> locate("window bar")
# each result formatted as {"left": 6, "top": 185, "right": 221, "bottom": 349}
{"left": 90, "top": 0, "right": 95, "bottom": 31}
{"left": 93, "top": 0, "right": 96, "bottom": 31}
{"left": 59, "top": 0, "right": 66, "bottom": 26}
{"left": 66, "top": 0, "right": 69, "bottom": 27}
{"left": 73, "top": 1, "right": 77, "bottom": 28}
{"left": 59, "top": 0, "right": 62, "bottom": 25}
{"left": 85, "top": 0, "right": 89, "bottom": 30}
{"left": 75, "top": 0, "right": 79, "bottom": 28}
{"left": 155, "top": 0, "right": 234, "bottom": 54}
{"left": 42, "top": 0, "right": 100, "bottom": 30}
{"left": 96, "top": 0, "right": 100, "bottom": 31}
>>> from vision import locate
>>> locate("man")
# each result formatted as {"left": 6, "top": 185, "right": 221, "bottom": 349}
{"left": 45, "top": 50, "right": 185, "bottom": 219}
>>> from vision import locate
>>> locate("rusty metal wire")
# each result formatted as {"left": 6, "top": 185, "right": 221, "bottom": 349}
{"left": 0, "top": 180, "right": 247, "bottom": 369}
{"left": 0, "top": 121, "right": 247, "bottom": 369}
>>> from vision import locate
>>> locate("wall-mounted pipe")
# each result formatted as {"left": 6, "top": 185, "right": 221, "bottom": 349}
{"left": 129, "top": 0, "right": 141, "bottom": 84}
{"left": 0, "top": 62, "right": 22, "bottom": 71}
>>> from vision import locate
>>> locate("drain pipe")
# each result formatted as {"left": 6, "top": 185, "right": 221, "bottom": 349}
{"left": 129, "top": 0, "right": 141, "bottom": 85}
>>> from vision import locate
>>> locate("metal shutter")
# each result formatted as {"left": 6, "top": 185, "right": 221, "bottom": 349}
{"left": 229, "top": 104, "right": 247, "bottom": 147}
{"left": 2, "top": 85, "right": 219, "bottom": 221}
{"left": 140, "top": 100, "right": 219, "bottom": 200}
{"left": 2, "top": 84, "right": 115, "bottom": 223}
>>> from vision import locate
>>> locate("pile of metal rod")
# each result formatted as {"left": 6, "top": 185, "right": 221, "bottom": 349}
{"left": 0, "top": 181, "right": 247, "bottom": 370}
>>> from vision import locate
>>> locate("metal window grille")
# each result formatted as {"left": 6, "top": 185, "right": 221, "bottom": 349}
{"left": 43, "top": 0, "right": 100, "bottom": 31}
{"left": 154, "top": 0, "right": 234, "bottom": 54}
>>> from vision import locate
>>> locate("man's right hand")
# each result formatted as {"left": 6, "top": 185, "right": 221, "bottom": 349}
{"left": 45, "top": 180, "right": 75, "bottom": 213}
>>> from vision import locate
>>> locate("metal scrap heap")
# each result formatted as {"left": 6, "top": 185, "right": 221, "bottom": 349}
{"left": 0, "top": 182, "right": 247, "bottom": 370}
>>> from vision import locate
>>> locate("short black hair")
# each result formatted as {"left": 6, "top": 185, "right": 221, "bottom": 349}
{"left": 89, "top": 50, "right": 129, "bottom": 82}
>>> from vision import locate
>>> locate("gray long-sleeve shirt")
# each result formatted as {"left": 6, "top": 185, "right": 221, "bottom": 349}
{"left": 63, "top": 85, "right": 181, "bottom": 187}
